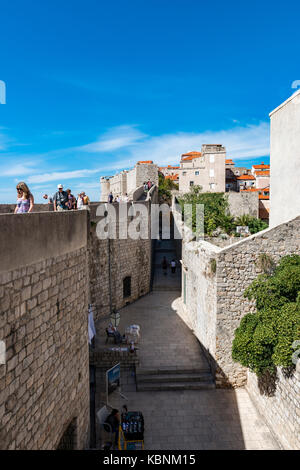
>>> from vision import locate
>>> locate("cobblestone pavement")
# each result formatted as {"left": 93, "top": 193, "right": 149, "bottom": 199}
{"left": 108, "top": 369, "right": 280, "bottom": 450}
{"left": 100, "top": 240, "right": 281, "bottom": 450}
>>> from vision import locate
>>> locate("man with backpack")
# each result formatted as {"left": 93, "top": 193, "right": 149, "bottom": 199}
{"left": 53, "top": 184, "right": 69, "bottom": 211}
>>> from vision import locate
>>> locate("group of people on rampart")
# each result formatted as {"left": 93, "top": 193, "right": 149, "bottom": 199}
{"left": 14, "top": 181, "right": 90, "bottom": 213}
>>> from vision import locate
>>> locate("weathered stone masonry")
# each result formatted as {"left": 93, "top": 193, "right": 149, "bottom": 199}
{"left": 0, "top": 198, "right": 155, "bottom": 449}
{"left": 181, "top": 215, "right": 300, "bottom": 449}
{"left": 88, "top": 202, "right": 152, "bottom": 323}
{"left": 0, "top": 211, "right": 90, "bottom": 449}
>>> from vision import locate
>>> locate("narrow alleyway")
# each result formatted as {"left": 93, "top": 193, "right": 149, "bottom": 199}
{"left": 104, "top": 238, "right": 280, "bottom": 449}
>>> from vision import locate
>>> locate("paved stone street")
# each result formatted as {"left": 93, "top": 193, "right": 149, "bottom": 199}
{"left": 109, "top": 376, "right": 280, "bottom": 450}
{"left": 98, "top": 240, "right": 280, "bottom": 450}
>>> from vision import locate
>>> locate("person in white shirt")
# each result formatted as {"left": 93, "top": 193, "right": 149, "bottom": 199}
{"left": 171, "top": 259, "right": 176, "bottom": 273}
{"left": 77, "top": 192, "right": 84, "bottom": 210}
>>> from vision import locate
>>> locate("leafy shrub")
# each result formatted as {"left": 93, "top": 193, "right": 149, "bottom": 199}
{"left": 232, "top": 255, "right": 300, "bottom": 375}
{"left": 178, "top": 187, "right": 268, "bottom": 236}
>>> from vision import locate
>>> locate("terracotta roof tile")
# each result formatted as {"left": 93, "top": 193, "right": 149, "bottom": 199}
{"left": 165, "top": 174, "right": 179, "bottom": 180}
{"left": 237, "top": 174, "right": 256, "bottom": 180}
{"left": 181, "top": 151, "right": 202, "bottom": 161}
{"left": 255, "top": 170, "right": 270, "bottom": 176}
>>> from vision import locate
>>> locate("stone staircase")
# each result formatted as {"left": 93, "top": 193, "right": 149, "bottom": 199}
{"left": 136, "top": 366, "right": 215, "bottom": 391}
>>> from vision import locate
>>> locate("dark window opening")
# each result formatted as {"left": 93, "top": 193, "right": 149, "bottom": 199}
{"left": 57, "top": 418, "right": 77, "bottom": 450}
{"left": 123, "top": 276, "right": 131, "bottom": 298}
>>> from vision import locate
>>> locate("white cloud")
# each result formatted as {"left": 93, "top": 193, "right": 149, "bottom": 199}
{"left": 79, "top": 125, "right": 146, "bottom": 153}
{"left": 1, "top": 162, "right": 40, "bottom": 177}
{"left": 0, "top": 122, "right": 270, "bottom": 203}
{"left": 127, "top": 122, "right": 270, "bottom": 165}
{"left": 27, "top": 168, "right": 100, "bottom": 183}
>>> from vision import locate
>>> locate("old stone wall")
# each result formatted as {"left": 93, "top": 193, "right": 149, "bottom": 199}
{"left": 0, "top": 203, "right": 54, "bottom": 214}
{"left": 247, "top": 363, "right": 300, "bottom": 450}
{"left": 227, "top": 191, "right": 259, "bottom": 218}
{"left": 88, "top": 202, "right": 152, "bottom": 324}
{"left": 180, "top": 215, "right": 300, "bottom": 388}
{"left": 215, "top": 215, "right": 300, "bottom": 388}
{"left": 0, "top": 212, "right": 90, "bottom": 450}
{"left": 181, "top": 240, "right": 218, "bottom": 368}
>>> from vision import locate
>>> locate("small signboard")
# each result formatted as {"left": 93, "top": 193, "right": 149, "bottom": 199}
{"left": 106, "top": 363, "right": 121, "bottom": 402}
{"left": 236, "top": 225, "right": 250, "bottom": 235}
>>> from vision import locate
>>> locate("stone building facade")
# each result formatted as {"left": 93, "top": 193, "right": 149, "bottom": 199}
{"left": 0, "top": 211, "right": 90, "bottom": 450}
{"left": 269, "top": 89, "right": 300, "bottom": 227}
{"left": 178, "top": 144, "right": 226, "bottom": 193}
{"left": 100, "top": 161, "right": 158, "bottom": 202}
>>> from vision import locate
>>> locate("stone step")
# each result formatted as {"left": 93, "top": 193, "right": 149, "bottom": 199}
{"left": 136, "top": 381, "right": 215, "bottom": 391}
{"left": 137, "top": 372, "right": 213, "bottom": 383}
{"left": 136, "top": 366, "right": 211, "bottom": 375}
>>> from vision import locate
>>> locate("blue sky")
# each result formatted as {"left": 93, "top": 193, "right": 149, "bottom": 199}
{"left": 0, "top": 0, "right": 299, "bottom": 203}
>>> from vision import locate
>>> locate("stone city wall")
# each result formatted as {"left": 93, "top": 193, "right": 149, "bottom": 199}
{"left": 227, "top": 191, "right": 259, "bottom": 218}
{"left": 247, "top": 363, "right": 300, "bottom": 450}
{"left": 0, "top": 211, "right": 90, "bottom": 449}
{"left": 180, "top": 215, "right": 300, "bottom": 388}
{"left": 88, "top": 201, "right": 153, "bottom": 324}
{"left": 215, "top": 215, "right": 300, "bottom": 388}
{"left": 181, "top": 240, "right": 219, "bottom": 362}
{"left": 0, "top": 203, "right": 54, "bottom": 214}
{"left": 0, "top": 195, "right": 157, "bottom": 449}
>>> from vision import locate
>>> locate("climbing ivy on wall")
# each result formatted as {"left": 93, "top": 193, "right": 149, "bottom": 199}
{"left": 232, "top": 255, "right": 300, "bottom": 375}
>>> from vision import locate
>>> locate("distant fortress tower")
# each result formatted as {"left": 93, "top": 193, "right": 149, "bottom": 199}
{"left": 100, "top": 161, "right": 158, "bottom": 201}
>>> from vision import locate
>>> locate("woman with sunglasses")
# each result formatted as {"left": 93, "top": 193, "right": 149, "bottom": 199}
{"left": 14, "top": 182, "right": 34, "bottom": 214}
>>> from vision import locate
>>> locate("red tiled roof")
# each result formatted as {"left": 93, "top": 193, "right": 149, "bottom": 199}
{"left": 165, "top": 174, "right": 179, "bottom": 181}
{"left": 237, "top": 174, "right": 256, "bottom": 180}
{"left": 255, "top": 170, "right": 270, "bottom": 176}
{"left": 253, "top": 163, "right": 270, "bottom": 169}
{"left": 181, "top": 151, "right": 202, "bottom": 161}
{"left": 137, "top": 160, "right": 153, "bottom": 164}
{"left": 226, "top": 159, "right": 234, "bottom": 164}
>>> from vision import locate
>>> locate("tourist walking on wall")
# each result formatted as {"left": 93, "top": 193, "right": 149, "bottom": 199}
{"left": 66, "top": 189, "right": 76, "bottom": 210}
{"left": 81, "top": 191, "right": 90, "bottom": 210}
{"left": 77, "top": 192, "right": 84, "bottom": 210}
{"left": 108, "top": 191, "right": 113, "bottom": 203}
{"left": 14, "top": 182, "right": 34, "bottom": 213}
{"left": 53, "top": 184, "right": 69, "bottom": 211}
{"left": 162, "top": 256, "right": 168, "bottom": 276}
{"left": 82, "top": 192, "right": 90, "bottom": 206}
{"left": 171, "top": 259, "right": 176, "bottom": 273}
{"left": 43, "top": 194, "right": 53, "bottom": 204}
